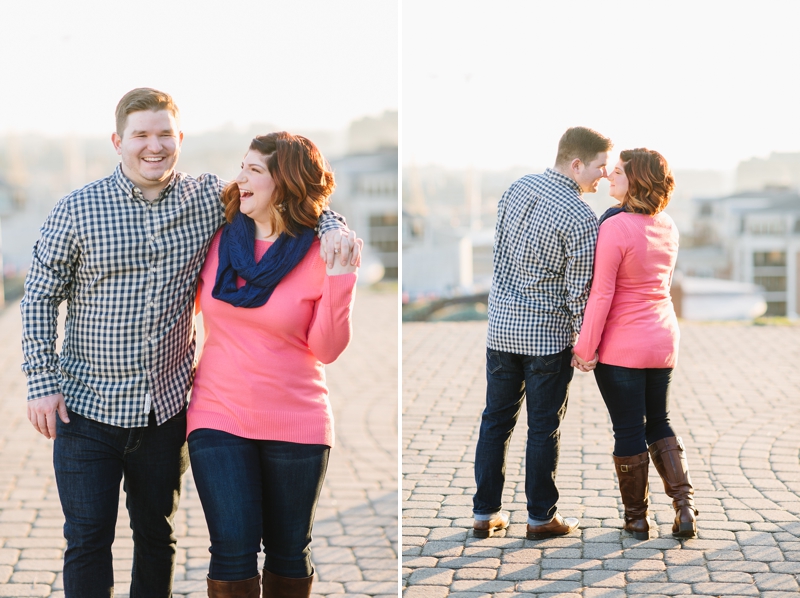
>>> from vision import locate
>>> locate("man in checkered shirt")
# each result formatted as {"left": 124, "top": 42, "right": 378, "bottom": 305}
{"left": 20, "top": 88, "right": 359, "bottom": 597}
{"left": 472, "top": 127, "right": 612, "bottom": 540}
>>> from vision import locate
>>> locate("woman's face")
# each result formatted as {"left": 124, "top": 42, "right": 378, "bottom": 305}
{"left": 608, "top": 160, "right": 629, "bottom": 202}
{"left": 235, "top": 150, "right": 276, "bottom": 223}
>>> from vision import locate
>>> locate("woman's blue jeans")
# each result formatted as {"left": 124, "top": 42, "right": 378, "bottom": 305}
{"left": 473, "top": 347, "right": 574, "bottom": 522}
{"left": 54, "top": 407, "right": 189, "bottom": 598}
{"left": 593, "top": 363, "right": 676, "bottom": 457}
{"left": 187, "top": 429, "right": 329, "bottom": 581}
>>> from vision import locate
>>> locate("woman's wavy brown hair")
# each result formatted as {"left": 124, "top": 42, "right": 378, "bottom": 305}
{"left": 221, "top": 132, "right": 335, "bottom": 236}
{"left": 618, "top": 148, "right": 675, "bottom": 215}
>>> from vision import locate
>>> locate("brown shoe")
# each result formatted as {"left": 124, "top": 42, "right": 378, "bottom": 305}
{"left": 262, "top": 569, "right": 313, "bottom": 598}
{"left": 472, "top": 511, "right": 509, "bottom": 538}
{"left": 613, "top": 451, "right": 651, "bottom": 541}
{"left": 207, "top": 574, "right": 260, "bottom": 598}
{"left": 649, "top": 436, "right": 698, "bottom": 538}
{"left": 525, "top": 513, "right": 579, "bottom": 540}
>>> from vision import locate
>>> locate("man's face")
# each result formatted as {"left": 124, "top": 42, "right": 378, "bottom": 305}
{"left": 112, "top": 110, "right": 183, "bottom": 193}
{"left": 573, "top": 151, "right": 609, "bottom": 193}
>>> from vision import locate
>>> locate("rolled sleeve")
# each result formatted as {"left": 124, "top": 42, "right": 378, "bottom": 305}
{"left": 316, "top": 208, "right": 348, "bottom": 236}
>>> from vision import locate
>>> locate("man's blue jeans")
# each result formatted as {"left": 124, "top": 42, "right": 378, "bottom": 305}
{"left": 54, "top": 407, "right": 189, "bottom": 598}
{"left": 473, "top": 347, "right": 573, "bottom": 522}
{"left": 187, "top": 429, "right": 329, "bottom": 581}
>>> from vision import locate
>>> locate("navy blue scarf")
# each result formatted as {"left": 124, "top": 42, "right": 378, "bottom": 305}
{"left": 598, "top": 205, "right": 628, "bottom": 226}
{"left": 212, "top": 212, "right": 315, "bottom": 308}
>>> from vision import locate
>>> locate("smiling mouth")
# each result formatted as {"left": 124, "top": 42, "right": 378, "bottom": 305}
{"left": 239, "top": 189, "right": 253, "bottom": 199}
{"left": 142, "top": 157, "right": 165, "bottom": 163}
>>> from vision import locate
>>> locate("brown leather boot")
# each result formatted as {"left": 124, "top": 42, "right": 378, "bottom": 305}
{"left": 613, "top": 451, "right": 651, "bottom": 541}
{"left": 207, "top": 573, "right": 260, "bottom": 598}
{"left": 649, "top": 436, "right": 698, "bottom": 538}
{"left": 262, "top": 569, "right": 313, "bottom": 598}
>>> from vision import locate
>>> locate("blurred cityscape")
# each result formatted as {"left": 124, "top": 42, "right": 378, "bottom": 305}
{"left": 403, "top": 152, "right": 800, "bottom": 321}
{"left": 0, "top": 111, "right": 398, "bottom": 305}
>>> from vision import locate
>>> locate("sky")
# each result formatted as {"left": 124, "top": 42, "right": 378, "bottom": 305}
{"left": 0, "top": 0, "right": 398, "bottom": 137}
{"left": 403, "top": 1, "right": 800, "bottom": 171}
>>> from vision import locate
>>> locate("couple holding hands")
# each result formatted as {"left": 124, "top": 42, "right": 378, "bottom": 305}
{"left": 473, "top": 127, "right": 697, "bottom": 543}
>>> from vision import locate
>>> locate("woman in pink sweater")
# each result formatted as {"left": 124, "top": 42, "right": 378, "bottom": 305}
{"left": 573, "top": 148, "right": 697, "bottom": 541}
{"left": 187, "top": 133, "right": 359, "bottom": 597}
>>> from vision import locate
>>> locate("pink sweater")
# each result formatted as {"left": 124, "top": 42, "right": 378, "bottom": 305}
{"left": 573, "top": 212, "right": 679, "bottom": 369}
{"left": 187, "top": 230, "right": 357, "bottom": 447}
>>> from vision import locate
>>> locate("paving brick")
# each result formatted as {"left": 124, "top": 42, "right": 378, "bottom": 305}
{"left": 753, "top": 571, "right": 800, "bottom": 591}
{"left": 582, "top": 569, "right": 625, "bottom": 587}
{"left": 691, "top": 581, "right": 760, "bottom": 595}
{"left": 407, "top": 568, "right": 454, "bottom": 586}
{"left": 625, "top": 582, "right": 693, "bottom": 594}
{"left": 448, "top": 580, "right": 514, "bottom": 592}
{"left": 665, "top": 565, "right": 709, "bottom": 583}
{"left": 452, "top": 568, "right": 496, "bottom": 580}
{"left": 515, "top": 579, "right": 581, "bottom": 593}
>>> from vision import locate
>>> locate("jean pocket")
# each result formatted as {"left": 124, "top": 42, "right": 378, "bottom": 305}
{"left": 529, "top": 352, "right": 563, "bottom": 376}
{"left": 486, "top": 350, "right": 503, "bottom": 374}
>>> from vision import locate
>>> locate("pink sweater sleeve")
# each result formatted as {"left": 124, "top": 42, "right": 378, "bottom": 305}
{"left": 573, "top": 222, "right": 626, "bottom": 362}
{"left": 307, "top": 272, "right": 357, "bottom": 364}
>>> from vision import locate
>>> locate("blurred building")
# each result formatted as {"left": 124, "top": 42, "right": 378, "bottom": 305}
{"left": 402, "top": 163, "right": 508, "bottom": 297}
{"left": 330, "top": 148, "right": 398, "bottom": 280}
{"left": 682, "top": 189, "right": 800, "bottom": 317}
{"left": 736, "top": 152, "right": 800, "bottom": 192}
{"left": 347, "top": 111, "right": 398, "bottom": 155}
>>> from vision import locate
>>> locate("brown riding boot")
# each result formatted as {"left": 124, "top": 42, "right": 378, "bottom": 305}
{"left": 207, "top": 573, "right": 261, "bottom": 598}
{"left": 613, "top": 451, "right": 651, "bottom": 541}
{"left": 262, "top": 569, "right": 314, "bottom": 598}
{"left": 649, "top": 436, "right": 698, "bottom": 538}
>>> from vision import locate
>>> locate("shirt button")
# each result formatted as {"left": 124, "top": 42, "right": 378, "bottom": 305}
{"left": 151, "top": 266, "right": 157, "bottom": 272}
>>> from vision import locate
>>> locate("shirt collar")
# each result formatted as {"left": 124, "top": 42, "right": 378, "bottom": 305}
{"left": 545, "top": 168, "right": 582, "bottom": 194}
{"left": 112, "top": 164, "right": 177, "bottom": 202}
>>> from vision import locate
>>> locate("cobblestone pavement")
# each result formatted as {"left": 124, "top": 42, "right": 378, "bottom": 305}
{"left": 0, "top": 289, "right": 398, "bottom": 598}
{"left": 403, "top": 321, "right": 800, "bottom": 598}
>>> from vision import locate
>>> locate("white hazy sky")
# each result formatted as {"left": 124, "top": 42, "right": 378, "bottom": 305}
{"left": 403, "top": 1, "right": 800, "bottom": 171}
{"left": 0, "top": 0, "right": 398, "bottom": 136}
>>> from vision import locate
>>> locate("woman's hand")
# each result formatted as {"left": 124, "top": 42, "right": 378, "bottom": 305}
{"left": 571, "top": 350, "right": 598, "bottom": 372}
{"left": 326, "top": 234, "right": 363, "bottom": 275}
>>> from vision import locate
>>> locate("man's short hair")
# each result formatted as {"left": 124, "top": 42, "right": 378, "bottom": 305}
{"left": 115, "top": 88, "right": 180, "bottom": 137}
{"left": 555, "top": 127, "right": 613, "bottom": 167}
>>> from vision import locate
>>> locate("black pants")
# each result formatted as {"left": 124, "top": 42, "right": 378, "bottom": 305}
{"left": 593, "top": 363, "right": 676, "bottom": 457}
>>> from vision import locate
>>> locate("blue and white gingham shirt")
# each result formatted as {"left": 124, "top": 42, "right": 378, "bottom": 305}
{"left": 487, "top": 168, "right": 598, "bottom": 356}
{"left": 21, "top": 165, "right": 345, "bottom": 427}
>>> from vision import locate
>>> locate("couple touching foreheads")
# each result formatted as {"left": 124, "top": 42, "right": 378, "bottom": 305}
{"left": 473, "top": 127, "right": 697, "bottom": 542}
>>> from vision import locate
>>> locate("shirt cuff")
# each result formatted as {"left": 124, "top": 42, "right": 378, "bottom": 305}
{"left": 26, "top": 372, "right": 62, "bottom": 401}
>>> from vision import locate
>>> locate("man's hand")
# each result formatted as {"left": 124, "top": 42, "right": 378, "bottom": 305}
{"left": 320, "top": 230, "right": 362, "bottom": 269}
{"left": 27, "top": 394, "right": 70, "bottom": 440}
{"left": 571, "top": 350, "right": 598, "bottom": 372}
